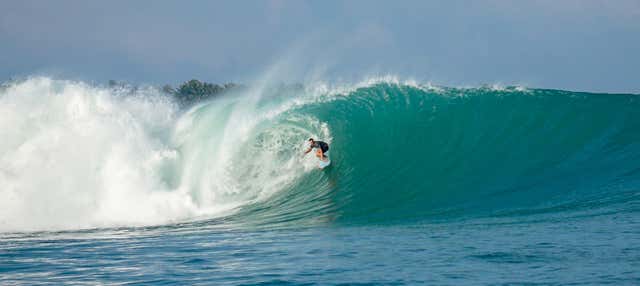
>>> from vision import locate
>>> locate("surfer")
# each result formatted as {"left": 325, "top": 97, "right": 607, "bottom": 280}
{"left": 304, "top": 138, "right": 329, "bottom": 161}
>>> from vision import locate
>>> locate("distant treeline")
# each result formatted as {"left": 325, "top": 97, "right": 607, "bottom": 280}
{"left": 108, "top": 79, "right": 242, "bottom": 104}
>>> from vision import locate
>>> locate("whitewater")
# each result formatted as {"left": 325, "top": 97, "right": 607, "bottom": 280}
{"left": 0, "top": 77, "right": 333, "bottom": 231}
{"left": 1, "top": 77, "right": 639, "bottom": 284}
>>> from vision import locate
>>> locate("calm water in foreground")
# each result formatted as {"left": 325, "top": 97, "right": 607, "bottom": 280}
{"left": 2, "top": 209, "right": 638, "bottom": 285}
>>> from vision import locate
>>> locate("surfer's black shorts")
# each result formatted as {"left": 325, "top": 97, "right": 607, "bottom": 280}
{"left": 312, "top": 141, "right": 329, "bottom": 153}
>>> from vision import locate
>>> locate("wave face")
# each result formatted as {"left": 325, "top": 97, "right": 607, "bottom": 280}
{"left": 1, "top": 78, "right": 639, "bottom": 232}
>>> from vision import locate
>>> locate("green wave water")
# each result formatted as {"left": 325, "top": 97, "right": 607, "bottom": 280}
{"left": 232, "top": 83, "right": 640, "bottom": 227}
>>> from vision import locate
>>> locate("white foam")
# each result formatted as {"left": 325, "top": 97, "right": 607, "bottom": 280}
{"left": 0, "top": 78, "right": 201, "bottom": 231}
{"left": 0, "top": 78, "right": 333, "bottom": 232}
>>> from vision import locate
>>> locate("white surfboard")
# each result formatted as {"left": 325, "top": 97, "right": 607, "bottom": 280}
{"left": 318, "top": 157, "right": 331, "bottom": 169}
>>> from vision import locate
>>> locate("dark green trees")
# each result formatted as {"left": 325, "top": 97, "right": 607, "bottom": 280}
{"left": 172, "top": 79, "right": 238, "bottom": 103}
{"left": 161, "top": 79, "right": 239, "bottom": 104}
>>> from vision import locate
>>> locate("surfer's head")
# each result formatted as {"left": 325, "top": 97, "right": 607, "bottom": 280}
{"left": 308, "top": 138, "right": 314, "bottom": 143}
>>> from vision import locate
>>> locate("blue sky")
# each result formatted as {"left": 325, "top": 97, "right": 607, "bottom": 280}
{"left": 1, "top": 0, "right": 638, "bottom": 92}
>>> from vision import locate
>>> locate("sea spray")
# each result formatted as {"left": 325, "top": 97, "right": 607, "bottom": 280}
{"left": 0, "top": 78, "right": 327, "bottom": 232}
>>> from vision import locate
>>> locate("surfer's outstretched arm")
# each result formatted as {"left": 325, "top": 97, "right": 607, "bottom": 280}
{"left": 305, "top": 138, "right": 316, "bottom": 156}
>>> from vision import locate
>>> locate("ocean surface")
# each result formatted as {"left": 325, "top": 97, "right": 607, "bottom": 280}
{"left": 1, "top": 77, "right": 639, "bottom": 285}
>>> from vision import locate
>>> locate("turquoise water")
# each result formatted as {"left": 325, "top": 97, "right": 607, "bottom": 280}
{"left": 1, "top": 78, "right": 639, "bottom": 284}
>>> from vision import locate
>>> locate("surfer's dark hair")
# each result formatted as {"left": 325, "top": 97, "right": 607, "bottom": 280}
{"left": 308, "top": 138, "right": 314, "bottom": 141}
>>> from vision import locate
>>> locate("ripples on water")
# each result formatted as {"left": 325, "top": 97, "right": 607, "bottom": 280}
{"left": 1, "top": 209, "right": 639, "bottom": 285}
